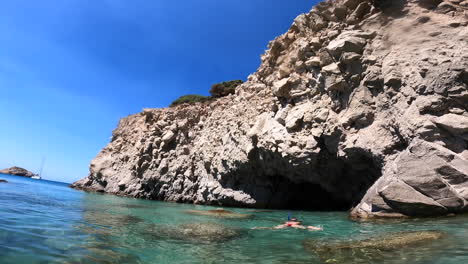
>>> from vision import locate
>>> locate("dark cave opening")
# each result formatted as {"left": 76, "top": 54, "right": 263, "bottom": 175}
{"left": 262, "top": 175, "right": 352, "bottom": 211}
{"left": 220, "top": 143, "right": 383, "bottom": 211}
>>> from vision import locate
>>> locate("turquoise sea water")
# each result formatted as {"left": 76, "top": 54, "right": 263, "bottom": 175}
{"left": 1, "top": 174, "right": 467, "bottom": 264}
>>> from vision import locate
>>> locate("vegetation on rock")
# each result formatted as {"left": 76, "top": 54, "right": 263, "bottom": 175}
{"left": 170, "top": 94, "right": 212, "bottom": 107}
{"left": 170, "top": 79, "right": 243, "bottom": 107}
{"left": 209, "top": 80, "right": 243, "bottom": 98}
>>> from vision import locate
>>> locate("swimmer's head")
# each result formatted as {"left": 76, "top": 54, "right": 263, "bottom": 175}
{"left": 290, "top": 217, "right": 301, "bottom": 223}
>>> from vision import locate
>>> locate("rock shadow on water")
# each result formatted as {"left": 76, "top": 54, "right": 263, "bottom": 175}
{"left": 184, "top": 208, "right": 252, "bottom": 219}
{"left": 303, "top": 230, "right": 447, "bottom": 263}
{"left": 144, "top": 222, "right": 243, "bottom": 243}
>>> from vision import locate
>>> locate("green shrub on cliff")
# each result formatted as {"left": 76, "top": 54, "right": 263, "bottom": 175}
{"left": 209, "top": 80, "right": 243, "bottom": 98}
{"left": 170, "top": 94, "right": 212, "bottom": 107}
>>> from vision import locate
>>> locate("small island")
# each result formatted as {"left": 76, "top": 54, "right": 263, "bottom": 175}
{"left": 0, "top": 166, "right": 38, "bottom": 178}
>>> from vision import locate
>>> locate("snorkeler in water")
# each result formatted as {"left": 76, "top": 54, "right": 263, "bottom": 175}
{"left": 274, "top": 217, "right": 323, "bottom": 230}
{"left": 252, "top": 216, "right": 323, "bottom": 231}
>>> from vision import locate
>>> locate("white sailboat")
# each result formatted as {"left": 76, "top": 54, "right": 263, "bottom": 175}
{"left": 32, "top": 158, "right": 45, "bottom": 180}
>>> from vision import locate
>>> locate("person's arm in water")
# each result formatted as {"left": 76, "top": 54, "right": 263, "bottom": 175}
{"left": 307, "top": 226, "right": 323, "bottom": 231}
{"left": 251, "top": 224, "right": 286, "bottom": 230}
{"left": 273, "top": 224, "right": 287, "bottom": 229}
{"left": 251, "top": 227, "right": 273, "bottom": 230}
{"left": 292, "top": 225, "right": 306, "bottom": 229}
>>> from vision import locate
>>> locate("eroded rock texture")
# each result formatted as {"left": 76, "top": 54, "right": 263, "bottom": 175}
{"left": 72, "top": 0, "right": 468, "bottom": 217}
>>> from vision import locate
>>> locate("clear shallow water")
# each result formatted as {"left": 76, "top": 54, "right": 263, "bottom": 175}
{"left": 1, "top": 174, "right": 467, "bottom": 264}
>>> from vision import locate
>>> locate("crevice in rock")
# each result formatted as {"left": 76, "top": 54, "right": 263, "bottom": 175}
{"left": 415, "top": 0, "right": 442, "bottom": 9}
{"left": 374, "top": 0, "right": 408, "bottom": 17}
{"left": 386, "top": 124, "right": 409, "bottom": 153}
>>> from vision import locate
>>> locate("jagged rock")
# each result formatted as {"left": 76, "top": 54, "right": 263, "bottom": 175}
{"left": 343, "top": 0, "right": 363, "bottom": 10}
{"left": 273, "top": 75, "right": 301, "bottom": 97}
{"left": 353, "top": 140, "right": 468, "bottom": 218}
{"left": 341, "top": 52, "right": 361, "bottom": 63}
{"left": 161, "top": 130, "right": 176, "bottom": 144}
{"left": 436, "top": 2, "right": 456, "bottom": 13}
{"left": 322, "top": 63, "right": 347, "bottom": 91}
{"left": 384, "top": 72, "right": 402, "bottom": 87}
{"left": 347, "top": 1, "right": 372, "bottom": 24}
{"left": 72, "top": 0, "right": 468, "bottom": 218}
{"left": 309, "top": 37, "right": 322, "bottom": 49}
{"left": 433, "top": 114, "right": 468, "bottom": 135}
{"left": 305, "top": 56, "right": 321, "bottom": 67}
{"left": 379, "top": 179, "right": 448, "bottom": 216}
{"left": 363, "top": 66, "right": 383, "bottom": 89}
{"left": 326, "top": 32, "right": 367, "bottom": 58}
{"left": 0, "top": 167, "right": 37, "bottom": 178}
{"left": 285, "top": 106, "right": 306, "bottom": 130}
{"left": 318, "top": 49, "right": 334, "bottom": 66}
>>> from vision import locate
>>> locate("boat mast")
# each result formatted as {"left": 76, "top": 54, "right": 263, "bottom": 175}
{"left": 38, "top": 157, "right": 45, "bottom": 178}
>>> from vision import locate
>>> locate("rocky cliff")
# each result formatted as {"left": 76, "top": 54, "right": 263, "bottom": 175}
{"left": 72, "top": 0, "right": 468, "bottom": 218}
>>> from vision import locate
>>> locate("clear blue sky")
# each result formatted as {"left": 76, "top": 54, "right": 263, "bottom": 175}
{"left": 0, "top": 0, "right": 317, "bottom": 183}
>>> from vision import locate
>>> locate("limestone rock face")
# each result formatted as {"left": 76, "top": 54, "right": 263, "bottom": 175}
{"left": 0, "top": 167, "right": 37, "bottom": 177}
{"left": 352, "top": 140, "right": 468, "bottom": 217}
{"left": 72, "top": 0, "right": 468, "bottom": 217}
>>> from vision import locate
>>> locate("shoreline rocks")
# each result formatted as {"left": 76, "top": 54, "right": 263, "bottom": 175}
{"left": 72, "top": 0, "right": 468, "bottom": 218}
{"left": 0, "top": 167, "right": 37, "bottom": 178}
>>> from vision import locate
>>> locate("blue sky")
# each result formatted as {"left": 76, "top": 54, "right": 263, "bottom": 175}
{"left": 0, "top": 0, "right": 316, "bottom": 183}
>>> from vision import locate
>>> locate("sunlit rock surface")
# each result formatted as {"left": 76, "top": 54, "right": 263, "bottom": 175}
{"left": 72, "top": 0, "right": 468, "bottom": 218}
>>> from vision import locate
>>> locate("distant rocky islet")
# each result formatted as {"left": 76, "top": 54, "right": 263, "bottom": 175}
{"left": 0, "top": 166, "right": 38, "bottom": 178}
